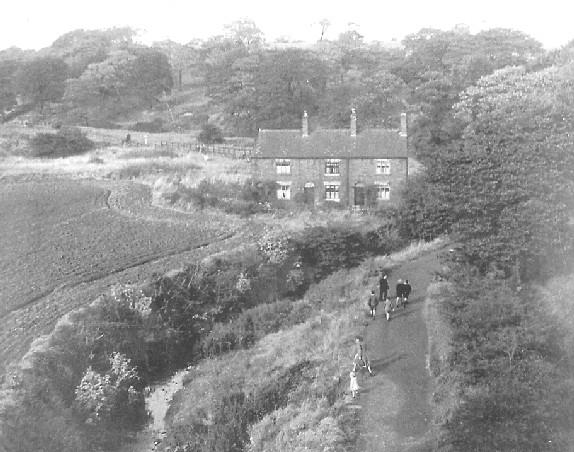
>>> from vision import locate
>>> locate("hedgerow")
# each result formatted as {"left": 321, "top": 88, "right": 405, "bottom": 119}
{"left": 30, "top": 126, "right": 95, "bottom": 157}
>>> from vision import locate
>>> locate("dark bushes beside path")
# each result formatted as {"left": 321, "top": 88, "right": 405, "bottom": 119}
{"left": 30, "top": 126, "right": 95, "bottom": 157}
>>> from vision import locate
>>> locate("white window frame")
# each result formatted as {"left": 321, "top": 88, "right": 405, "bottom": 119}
{"left": 324, "top": 181, "right": 341, "bottom": 201}
{"left": 376, "top": 159, "right": 391, "bottom": 175}
{"left": 376, "top": 182, "right": 391, "bottom": 201}
{"left": 275, "top": 159, "right": 291, "bottom": 175}
{"left": 277, "top": 181, "right": 291, "bottom": 200}
{"left": 325, "top": 159, "right": 341, "bottom": 176}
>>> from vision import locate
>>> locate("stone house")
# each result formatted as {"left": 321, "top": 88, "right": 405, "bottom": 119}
{"left": 251, "top": 109, "right": 409, "bottom": 207}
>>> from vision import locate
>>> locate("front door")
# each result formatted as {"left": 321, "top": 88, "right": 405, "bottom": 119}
{"left": 354, "top": 186, "right": 366, "bottom": 206}
{"left": 303, "top": 186, "right": 315, "bottom": 205}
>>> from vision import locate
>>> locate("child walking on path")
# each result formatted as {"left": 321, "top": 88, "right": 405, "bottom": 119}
{"left": 354, "top": 336, "right": 374, "bottom": 376}
{"left": 367, "top": 290, "right": 378, "bottom": 318}
{"left": 350, "top": 368, "right": 360, "bottom": 398}
{"left": 384, "top": 298, "right": 393, "bottom": 321}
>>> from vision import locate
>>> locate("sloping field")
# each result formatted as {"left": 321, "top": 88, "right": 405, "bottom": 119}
{"left": 0, "top": 177, "right": 242, "bottom": 372}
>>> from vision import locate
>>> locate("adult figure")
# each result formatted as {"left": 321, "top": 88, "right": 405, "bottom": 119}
{"left": 379, "top": 273, "right": 389, "bottom": 301}
{"left": 367, "top": 290, "right": 378, "bottom": 318}
{"left": 403, "top": 279, "right": 412, "bottom": 307}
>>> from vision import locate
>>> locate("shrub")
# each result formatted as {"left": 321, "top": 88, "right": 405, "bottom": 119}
{"left": 198, "top": 123, "right": 225, "bottom": 144}
{"left": 30, "top": 127, "right": 95, "bottom": 158}
{"left": 200, "top": 300, "right": 312, "bottom": 357}
{"left": 433, "top": 271, "right": 574, "bottom": 451}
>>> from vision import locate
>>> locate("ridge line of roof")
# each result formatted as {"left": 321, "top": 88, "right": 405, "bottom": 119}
{"left": 258, "top": 128, "right": 403, "bottom": 134}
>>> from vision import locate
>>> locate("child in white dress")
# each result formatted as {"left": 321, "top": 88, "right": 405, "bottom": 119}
{"left": 350, "top": 368, "right": 360, "bottom": 398}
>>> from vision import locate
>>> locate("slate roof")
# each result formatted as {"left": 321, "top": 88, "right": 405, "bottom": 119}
{"left": 253, "top": 128, "right": 407, "bottom": 159}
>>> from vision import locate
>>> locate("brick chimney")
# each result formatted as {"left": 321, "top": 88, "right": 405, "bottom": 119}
{"left": 350, "top": 108, "right": 357, "bottom": 137}
{"left": 302, "top": 110, "right": 309, "bottom": 137}
{"left": 400, "top": 112, "right": 407, "bottom": 137}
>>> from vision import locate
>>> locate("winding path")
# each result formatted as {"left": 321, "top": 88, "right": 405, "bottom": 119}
{"left": 355, "top": 249, "right": 444, "bottom": 452}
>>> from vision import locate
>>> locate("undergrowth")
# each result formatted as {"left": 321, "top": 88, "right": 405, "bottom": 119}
{"left": 425, "top": 269, "right": 574, "bottom": 451}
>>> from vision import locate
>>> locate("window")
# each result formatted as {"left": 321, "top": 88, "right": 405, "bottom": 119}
{"left": 376, "top": 183, "right": 390, "bottom": 201}
{"left": 325, "top": 159, "right": 340, "bottom": 175}
{"left": 376, "top": 159, "right": 391, "bottom": 175}
{"left": 277, "top": 181, "right": 291, "bottom": 200}
{"left": 275, "top": 159, "right": 291, "bottom": 174}
{"left": 324, "top": 181, "right": 340, "bottom": 201}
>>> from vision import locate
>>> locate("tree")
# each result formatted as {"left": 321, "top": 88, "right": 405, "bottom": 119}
{"left": 198, "top": 123, "right": 224, "bottom": 144}
{"left": 15, "top": 56, "right": 68, "bottom": 110}
{"left": 443, "top": 64, "right": 574, "bottom": 278}
{"left": 317, "top": 19, "right": 331, "bottom": 41}
{"left": 153, "top": 40, "right": 200, "bottom": 90}
{"left": 252, "top": 49, "right": 329, "bottom": 131}
{"left": 223, "top": 18, "right": 264, "bottom": 50}
{"left": 127, "top": 47, "right": 173, "bottom": 108}
{"left": 0, "top": 59, "right": 20, "bottom": 116}
{"left": 49, "top": 28, "right": 135, "bottom": 77}
{"left": 75, "top": 352, "right": 143, "bottom": 426}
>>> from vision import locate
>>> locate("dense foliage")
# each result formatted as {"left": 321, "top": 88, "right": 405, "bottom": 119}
{"left": 30, "top": 126, "right": 95, "bottom": 157}
{"left": 398, "top": 63, "right": 574, "bottom": 280}
{"left": 430, "top": 268, "right": 574, "bottom": 451}
{"left": 0, "top": 23, "right": 555, "bottom": 136}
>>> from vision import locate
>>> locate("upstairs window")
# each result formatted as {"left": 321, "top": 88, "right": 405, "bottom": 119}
{"left": 376, "top": 159, "right": 391, "bottom": 175}
{"left": 277, "top": 181, "right": 291, "bottom": 200}
{"left": 376, "top": 183, "right": 390, "bottom": 201}
{"left": 275, "top": 159, "right": 291, "bottom": 174}
{"left": 325, "top": 159, "right": 340, "bottom": 175}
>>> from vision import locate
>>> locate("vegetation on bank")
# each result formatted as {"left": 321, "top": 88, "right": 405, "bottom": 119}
{"left": 405, "top": 57, "right": 574, "bottom": 450}
{"left": 164, "top": 239, "right": 443, "bottom": 452}
{"left": 425, "top": 266, "right": 574, "bottom": 451}
{"left": 0, "top": 219, "right": 403, "bottom": 452}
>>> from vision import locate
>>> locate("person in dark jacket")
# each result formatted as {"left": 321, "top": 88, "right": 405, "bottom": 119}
{"left": 403, "top": 279, "right": 412, "bottom": 307}
{"left": 367, "top": 290, "right": 378, "bottom": 318}
{"left": 379, "top": 273, "right": 389, "bottom": 301}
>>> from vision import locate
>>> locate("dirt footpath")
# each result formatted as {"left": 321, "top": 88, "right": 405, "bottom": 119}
{"left": 355, "top": 249, "right": 443, "bottom": 452}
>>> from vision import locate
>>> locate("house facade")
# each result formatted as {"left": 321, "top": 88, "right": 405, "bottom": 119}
{"left": 251, "top": 110, "right": 409, "bottom": 208}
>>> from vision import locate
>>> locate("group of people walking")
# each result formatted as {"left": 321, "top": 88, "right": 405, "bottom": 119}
{"left": 351, "top": 273, "right": 413, "bottom": 398}
{"left": 367, "top": 273, "right": 412, "bottom": 321}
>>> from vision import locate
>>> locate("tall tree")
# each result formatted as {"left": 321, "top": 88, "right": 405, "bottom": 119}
{"left": 15, "top": 56, "right": 68, "bottom": 110}
{"left": 446, "top": 64, "right": 574, "bottom": 277}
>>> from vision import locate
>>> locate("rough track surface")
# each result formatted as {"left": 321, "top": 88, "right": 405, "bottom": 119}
{"left": 353, "top": 249, "right": 444, "bottom": 452}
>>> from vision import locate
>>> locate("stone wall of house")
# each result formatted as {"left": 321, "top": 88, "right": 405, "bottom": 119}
{"left": 251, "top": 157, "right": 408, "bottom": 206}
{"left": 348, "top": 158, "right": 408, "bottom": 205}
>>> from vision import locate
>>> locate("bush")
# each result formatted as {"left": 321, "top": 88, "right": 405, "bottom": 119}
{"left": 200, "top": 300, "right": 312, "bottom": 357}
{"left": 30, "top": 127, "right": 95, "bottom": 158}
{"left": 433, "top": 271, "right": 574, "bottom": 451}
{"left": 198, "top": 123, "right": 225, "bottom": 144}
